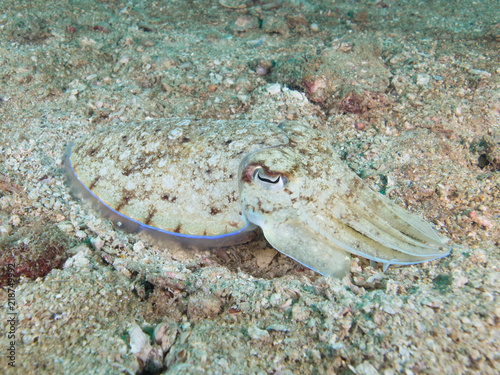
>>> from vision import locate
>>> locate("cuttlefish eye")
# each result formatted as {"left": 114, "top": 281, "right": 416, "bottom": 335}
{"left": 252, "top": 167, "right": 287, "bottom": 191}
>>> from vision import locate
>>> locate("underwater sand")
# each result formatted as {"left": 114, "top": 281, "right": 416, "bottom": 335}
{"left": 0, "top": 0, "right": 498, "bottom": 373}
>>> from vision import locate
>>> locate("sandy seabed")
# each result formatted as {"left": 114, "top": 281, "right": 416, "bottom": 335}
{"left": 0, "top": 0, "right": 499, "bottom": 374}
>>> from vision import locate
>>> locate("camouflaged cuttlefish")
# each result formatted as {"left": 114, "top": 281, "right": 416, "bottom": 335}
{"left": 66, "top": 118, "right": 451, "bottom": 278}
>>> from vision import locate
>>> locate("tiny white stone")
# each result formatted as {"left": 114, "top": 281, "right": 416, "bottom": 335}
{"left": 10, "top": 215, "right": 21, "bottom": 227}
{"left": 128, "top": 324, "right": 148, "bottom": 354}
{"left": 93, "top": 237, "right": 104, "bottom": 251}
{"left": 128, "top": 324, "right": 152, "bottom": 362}
{"left": 133, "top": 241, "right": 145, "bottom": 253}
{"left": 57, "top": 222, "right": 74, "bottom": 233}
{"left": 237, "top": 94, "right": 248, "bottom": 103}
{"left": 75, "top": 230, "right": 87, "bottom": 239}
{"left": 0, "top": 225, "right": 12, "bottom": 236}
{"left": 416, "top": 73, "right": 431, "bottom": 86}
{"left": 64, "top": 251, "right": 90, "bottom": 269}
{"left": 247, "top": 324, "right": 269, "bottom": 340}
{"left": 266, "top": 83, "right": 281, "bottom": 95}
{"left": 53, "top": 200, "right": 61, "bottom": 211}
{"left": 119, "top": 55, "right": 130, "bottom": 64}
{"left": 287, "top": 89, "right": 305, "bottom": 101}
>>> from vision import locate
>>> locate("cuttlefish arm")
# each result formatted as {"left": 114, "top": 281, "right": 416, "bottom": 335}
{"left": 238, "top": 122, "right": 451, "bottom": 278}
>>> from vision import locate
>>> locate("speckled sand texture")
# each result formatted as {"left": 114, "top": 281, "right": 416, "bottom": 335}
{"left": 0, "top": 0, "right": 498, "bottom": 374}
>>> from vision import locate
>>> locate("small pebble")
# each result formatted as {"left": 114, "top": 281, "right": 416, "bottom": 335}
{"left": 93, "top": 237, "right": 104, "bottom": 251}
{"left": 355, "top": 122, "right": 365, "bottom": 130}
{"left": 10, "top": 215, "right": 21, "bottom": 227}
{"left": 119, "top": 267, "right": 132, "bottom": 278}
{"left": 310, "top": 22, "right": 319, "bottom": 32}
{"left": 416, "top": 73, "right": 431, "bottom": 86}
{"left": 68, "top": 244, "right": 90, "bottom": 255}
{"left": 133, "top": 241, "right": 145, "bottom": 253}
{"left": 256, "top": 65, "right": 269, "bottom": 76}
{"left": 231, "top": 16, "right": 258, "bottom": 32}
{"left": 128, "top": 324, "right": 152, "bottom": 362}
{"left": 119, "top": 55, "right": 130, "bottom": 64}
{"left": 247, "top": 325, "right": 269, "bottom": 340}
{"left": 57, "top": 222, "right": 74, "bottom": 233}
{"left": 75, "top": 230, "right": 87, "bottom": 239}
{"left": 266, "top": 83, "right": 281, "bottom": 95}
{"left": 154, "top": 322, "right": 178, "bottom": 353}
{"left": 63, "top": 251, "right": 90, "bottom": 269}
{"left": 237, "top": 94, "right": 249, "bottom": 103}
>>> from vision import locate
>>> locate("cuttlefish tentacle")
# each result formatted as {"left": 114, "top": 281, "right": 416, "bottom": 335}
{"left": 260, "top": 217, "right": 353, "bottom": 278}
{"left": 322, "top": 162, "right": 446, "bottom": 253}
{"left": 297, "top": 171, "right": 449, "bottom": 259}
{"left": 238, "top": 122, "right": 451, "bottom": 277}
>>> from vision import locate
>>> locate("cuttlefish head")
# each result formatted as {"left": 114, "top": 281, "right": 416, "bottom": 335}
{"left": 238, "top": 121, "right": 451, "bottom": 278}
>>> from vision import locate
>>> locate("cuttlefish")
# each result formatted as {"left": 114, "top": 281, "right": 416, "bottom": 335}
{"left": 66, "top": 118, "right": 451, "bottom": 278}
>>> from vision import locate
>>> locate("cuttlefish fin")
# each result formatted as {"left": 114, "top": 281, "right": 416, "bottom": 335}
{"left": 370, "top": 260, "right": 397, "bottom": 273}
{"left": 383, "top": 262, "right": 391, "bottom": 273}
{"left": 259, "top": 218, "right": 352, "bottom": 278}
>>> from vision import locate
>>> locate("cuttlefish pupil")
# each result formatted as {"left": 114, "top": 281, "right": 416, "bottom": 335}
{"left": 252, "top": 167, "right": 287, "bottom": 190}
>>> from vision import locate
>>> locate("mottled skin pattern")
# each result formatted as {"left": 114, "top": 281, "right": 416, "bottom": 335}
{"left": 69, "top": 118, "right": 450, "bottom": 277}
{"left": 70, "top": 118, "right": 287, "bottom": 237}
{"left": 239, "top": 122, "right": 450, "bottom": 277}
